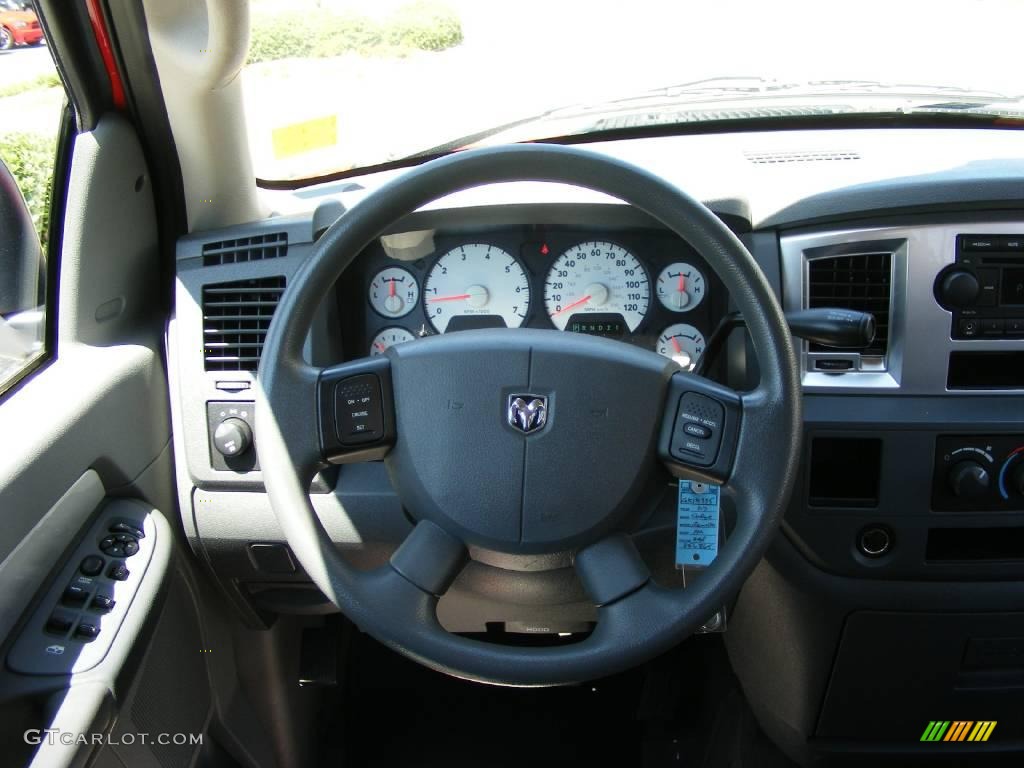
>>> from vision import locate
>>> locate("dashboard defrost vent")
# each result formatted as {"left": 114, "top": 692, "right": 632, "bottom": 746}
{"left": 592, "top": 105, "right": 856, "bottom": 131}
{"left": 807, "top": 253, "right": 891, "bottom": 356}
{"left": 202, "top": 232, "right": 288, "bottom": 266}
{"left": 202, "top": 276, "right": 285, "bottom": 371}
{"left": 745, "top": 150, "right": 861, "bottom": 164}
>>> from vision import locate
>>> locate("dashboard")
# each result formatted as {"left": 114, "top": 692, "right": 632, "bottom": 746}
{"left": 169, "top": 126, "right": 1024, "bottom": 764}
{"left": 339, "top": 225, "right": 728, "bottom": 372}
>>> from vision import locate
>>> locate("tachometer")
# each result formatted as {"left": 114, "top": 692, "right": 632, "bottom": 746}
{"left": 423, "top": 244, "right": 530, "bottom": 333}
{"left": 544, "top": 242, "right": 649, "bottom": 331}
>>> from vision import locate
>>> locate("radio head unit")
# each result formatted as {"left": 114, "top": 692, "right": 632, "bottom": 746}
{"left": 936, "top": 235, "right": 1024, "bottom": 339}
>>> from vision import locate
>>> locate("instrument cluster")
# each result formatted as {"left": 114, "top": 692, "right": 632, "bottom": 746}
{"left": 345, "top": 225, "right": 727, "bottom": 370}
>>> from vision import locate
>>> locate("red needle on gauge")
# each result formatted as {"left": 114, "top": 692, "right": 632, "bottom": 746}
{"left": 671, "top": 336, "right": 683, "bottom": 355}
{"left": 551, "top": 294, "right": 592, "bottom": 317}
{"left": 678, "top": 273, "right": 686, "bottom": 293}
{"left": 374, "top": 341, "right": 386, "bottom": 352}
{"left": 428, "top": 293, "right": 472, "bottom": 303}
{"left": 389, "top": 279, "right": 396, "bottom": 298}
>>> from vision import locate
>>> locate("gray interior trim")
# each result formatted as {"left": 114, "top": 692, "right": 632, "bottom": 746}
{"left": 23, "top": 506, "right": 174, "bottom": 768}
{"left": 781, "top": 220, "right": 1024, "bottom": 394}
{"left": 0, "top": 470, "right": 104, "bottom": 646}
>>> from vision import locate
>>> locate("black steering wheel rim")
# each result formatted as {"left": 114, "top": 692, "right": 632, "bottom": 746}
{"left": 255, "top": 144, "right": 802, "bottom": 685}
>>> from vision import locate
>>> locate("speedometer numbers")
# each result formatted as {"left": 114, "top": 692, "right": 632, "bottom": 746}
{"left": 656, "top": 262, "right": 706, "bottom": 312}
{"left": 423, "top": 244, "right": 530, "bottom": 333}
{"left": 544, "top": 242, "right": 650, "bottom": 331}
{"left": 657, "top": 323, "right": 706, "bottom": 370}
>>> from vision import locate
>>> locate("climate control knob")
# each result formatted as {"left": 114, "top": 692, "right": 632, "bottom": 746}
{"left": 948, "top": 460, "right": 990, "bottom": 498}
{"left": 937, "top": 269, "right": 980, "bottom": 308}
{"left": 213, "top": 417, "right": 253, "bottom": 457}
{"left": 1010, "top": 464, "right": 1024, "bottom": 497}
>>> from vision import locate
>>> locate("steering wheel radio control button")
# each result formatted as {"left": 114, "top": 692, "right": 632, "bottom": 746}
{"left": 335, "top": 374, "right": 385, "bottom": 444}
{"left": 670, "top": 392, "right": 725, "bottom": 466}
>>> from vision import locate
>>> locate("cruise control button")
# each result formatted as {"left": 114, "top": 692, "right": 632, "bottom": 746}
{"left": 80, "top": 555, "right": 104, "bottom": 577}
{"left": 683, "top": 422, "right": 711, "bottom": 439}
{"left": 335, "top": 374, "right": 385, "bottom": 445}
{"left": 107, "top": 562, "right": 130, "bottom": 581}
{"left": 75, "top": 623, "right": 100, "bottom": 641}
{"left": 670, "top": 392, "right": 725, "bottom": 467}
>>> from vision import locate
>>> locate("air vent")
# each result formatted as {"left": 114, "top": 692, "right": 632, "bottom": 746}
{"left": 745, "top": 150, "right": 861, "bottom": 164}
{"left": 202, "top": 232, "right": 287, "bottom": 266}
{"left": 807, "top": 253, "right": 892, "bottom": 356}
{"left": 592, "top": 105, "right": 856, "bottom": 131}
{"left": 202, "top": 276, "right": 285, "bottom": 371}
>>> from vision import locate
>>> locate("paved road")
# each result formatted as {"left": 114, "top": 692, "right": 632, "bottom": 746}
{"left": 0, "top": 44, "right": 55, "bottom": 85}
{"left": 0, "top": 44, "right": 60, "bottom": 137}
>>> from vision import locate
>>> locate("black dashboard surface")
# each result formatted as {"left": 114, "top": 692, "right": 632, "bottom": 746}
{"left": 338, "top": 224, "right": 730, "bottom": 369}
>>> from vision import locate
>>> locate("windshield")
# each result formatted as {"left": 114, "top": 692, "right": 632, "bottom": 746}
{"left": 244, "top": 0, "right": 1024, "bottom": 182}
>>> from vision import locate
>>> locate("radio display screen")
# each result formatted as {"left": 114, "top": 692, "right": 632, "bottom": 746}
{"left": 1002, "top": 268, "right": 1024, "bottom": 305}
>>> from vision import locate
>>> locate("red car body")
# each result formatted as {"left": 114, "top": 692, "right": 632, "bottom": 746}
{"left": 0, "top": 8, "right": 44, "bottom": 47}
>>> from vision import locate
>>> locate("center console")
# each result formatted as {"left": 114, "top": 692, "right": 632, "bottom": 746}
{"left": 778, "top": 219, "right": 1024, "bottom": 580}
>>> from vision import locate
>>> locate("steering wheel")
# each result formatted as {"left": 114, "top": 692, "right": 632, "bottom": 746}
{"left": 255, "top": 144, "right": 801, "bottom": 686}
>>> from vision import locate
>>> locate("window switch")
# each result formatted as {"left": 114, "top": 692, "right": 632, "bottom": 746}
{"left": 90, "top": 594, "right": 115, "bottom": 613}
{"left": 75, "top": 623, "right": 100, "bottom": 641}
{"left": 107, "top": 562, "right": 130, "bottom": 581}
{"left": 62, "top": 584, "right": 89, "bottom": 605}
{"left": 45, "top": 615, "right": 73, "bottom": 635}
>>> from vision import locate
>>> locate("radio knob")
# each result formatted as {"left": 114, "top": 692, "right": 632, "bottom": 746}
{"left": 938, "top": 269, "right": 980, "bottom": 308}
{"left": 948, "top": 460, "right": 990, "bottom": 498}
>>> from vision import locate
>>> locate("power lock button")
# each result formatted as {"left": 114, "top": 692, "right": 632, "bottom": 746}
{"left": 335, "top": 374, "right": 384, "bottom": 445}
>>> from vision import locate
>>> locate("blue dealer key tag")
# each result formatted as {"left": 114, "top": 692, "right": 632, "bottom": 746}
{"left": 676, "top": 480, "right": 721, "bottom": 568}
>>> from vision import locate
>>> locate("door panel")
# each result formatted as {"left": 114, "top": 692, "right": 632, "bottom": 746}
{"left": 0, "top": 113, "right": 202, "bottom": 767}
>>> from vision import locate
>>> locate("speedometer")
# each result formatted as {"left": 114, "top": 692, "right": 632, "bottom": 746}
{"left": 544, "top": 241, "right": 650, "bottom": 331}
{"left": 423, "top": 243, "right": 530, "bottom": 333}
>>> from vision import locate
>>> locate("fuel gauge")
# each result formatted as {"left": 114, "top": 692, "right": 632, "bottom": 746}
{"left": 656, "top": 262, "right": 705, "bottom": 312}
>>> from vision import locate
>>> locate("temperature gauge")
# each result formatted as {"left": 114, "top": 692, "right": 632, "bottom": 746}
{"left": 656, "top": 262, "right": 705, "bottom": 312}
{"left": 369, "top": 267, "right": 418, "bottom": 318}
{"left": 656, "top": 323, "right": 706, "bottom": 369}
{"left": 369, "top": 327, "right": 415, "bottom": 356}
